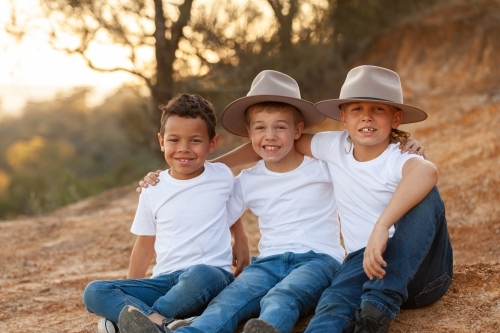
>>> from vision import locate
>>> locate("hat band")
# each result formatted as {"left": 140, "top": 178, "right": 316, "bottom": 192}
{"left": 347, "top": 97, "right": 395, "bottom": 102}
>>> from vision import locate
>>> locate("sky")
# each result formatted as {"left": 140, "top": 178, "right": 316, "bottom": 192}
{"left": 0, "top": 0, "right": 138, "bottom": 115}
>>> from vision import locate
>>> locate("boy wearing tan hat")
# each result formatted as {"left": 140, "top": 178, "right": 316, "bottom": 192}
{"left": 122, "top": 70, "right": 346, "bottom": 333}
{"left": 296, "top": 65, "right": 453, "bottom": 333}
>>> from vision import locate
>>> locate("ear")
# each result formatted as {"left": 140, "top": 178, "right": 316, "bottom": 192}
{"left": 294, "top": 121, "right": 304, "bottom": 140}
{"left": 392, "top": 110, "right": 403, "bottom": 129}
{"left": 340, "top": 110, "right": 348, "bottom": 128}
{"left": 208, "top": 134, "right": 219, "bottom": 153}
{"left": 157, "top": 133, "right": 165, "bottom": 152}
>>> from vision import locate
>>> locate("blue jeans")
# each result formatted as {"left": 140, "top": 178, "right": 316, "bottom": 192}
{"left": 82, "top": 264, "right": 234, "bottom": 323}
{"left": 305, "top": 187, "right": 453, "bottom": 333}
{"left": 175, "top": 251, "right": 341, "bottom": 333}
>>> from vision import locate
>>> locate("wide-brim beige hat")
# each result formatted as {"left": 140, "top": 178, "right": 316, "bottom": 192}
{"left": 221, "top": 70, "right": 325, "bottom": 137}
{"left": 315, "top": 65, "right": 427, "bottom": 124}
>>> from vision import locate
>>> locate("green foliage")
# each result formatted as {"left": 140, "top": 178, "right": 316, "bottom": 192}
{"left": 0, "top": 87, "right": 163, "bottom": 219}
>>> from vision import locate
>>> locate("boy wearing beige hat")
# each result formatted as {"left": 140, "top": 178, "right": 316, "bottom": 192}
{"left": 296, "top": 65, "right": 453, "bottom": 333}
{"left": 122, "top": 70, "right": 345, "bottom": 333}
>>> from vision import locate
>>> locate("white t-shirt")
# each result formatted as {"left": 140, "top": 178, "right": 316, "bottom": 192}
{"left": 311, "top": 130, "right": 423, "bottom": 254}
{"left": 131, "top": 162, "right": 235, "bottom": 277}
{"left": 226, "top": 156, "right": 345, "bottom": 264}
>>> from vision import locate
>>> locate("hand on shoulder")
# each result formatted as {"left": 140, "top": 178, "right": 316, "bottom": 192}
{"left": 135, "top": 170, "right": 162, "bottom": 193}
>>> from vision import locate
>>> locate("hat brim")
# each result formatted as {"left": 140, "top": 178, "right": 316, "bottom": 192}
{"left": 315, "top": 98, "right": 428, "bottom": 124}
{"left": 222, "top": 95, "right": 325, "bottom": 137}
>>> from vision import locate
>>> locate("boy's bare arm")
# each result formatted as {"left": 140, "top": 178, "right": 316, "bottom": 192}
{"left": 294, "top": 133, "right": 426, "bottom": 160}
{"left": 127, "top": 235, "right": 156, "bottom": 279}
{"left": 210, "top": 142, "right": 260, "bottom": 168}
{"left": 363, "top": 158, "right": 438, "bottom": 280}
{"left": 230, "top": 218, "right": 250, "bottom": 277}
{"left": 135, "top": 142, "right": 261, "bottom": 193}
{"left": 294, "top": 133, "right": 314, "bottom": 157}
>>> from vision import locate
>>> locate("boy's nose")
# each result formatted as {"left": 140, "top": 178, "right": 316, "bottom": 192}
{"left": 361, "top": 110, "right": 374, "bottom": 120}
{"left": 177, "top": 142, "right": 191, "bottom": 152}
{"left": 264, "top": 129, "right": 277, "bottom": 139}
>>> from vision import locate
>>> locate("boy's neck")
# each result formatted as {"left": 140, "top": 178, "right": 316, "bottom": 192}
{"left": 352, "top": 142, "right": 390, "bottom": 162}
{"left": 264, "top": 148, "right": 304, "bottom": 173}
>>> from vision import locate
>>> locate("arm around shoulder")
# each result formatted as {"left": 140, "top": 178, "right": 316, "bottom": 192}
{"left": 211, "top": 142, "right": 260, "bottom": 169}
{"left": 294, "top": 133, "right": 314, "bottom": 157}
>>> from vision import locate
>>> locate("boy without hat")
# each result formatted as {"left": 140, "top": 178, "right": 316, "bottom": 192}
{"left": 83, "top": 94, "right": 249, "bottom": 333}
{"left": 121, "top": 71, "right": 346, "bottom": 333}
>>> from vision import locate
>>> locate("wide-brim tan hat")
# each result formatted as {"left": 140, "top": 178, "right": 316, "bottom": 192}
{"left": 221, "top": 70, "right": 325, "bottom": 137}
{"left": 315, "top": 65, "right": 427, "bottom": 124}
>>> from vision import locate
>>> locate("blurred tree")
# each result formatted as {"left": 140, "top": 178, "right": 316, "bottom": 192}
{"left": 0, "top": 87, "right": 162, "bottom": 219}
{"left": 7, "top": 0, "right": 194, "bottom": 152}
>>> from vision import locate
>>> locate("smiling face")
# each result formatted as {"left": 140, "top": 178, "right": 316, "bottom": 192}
{"left": 246, "top": 106, "right": 304, "bottom": 172}
{"left": 158, "top": 115, "right": 218, "bottom": 180}
{"left": 340, "top": 101, "right": 402, "bottom": 161}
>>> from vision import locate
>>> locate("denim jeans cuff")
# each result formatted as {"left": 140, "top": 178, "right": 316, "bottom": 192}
{"left": 360, "top": 299, "right": 398, "bottom": 320}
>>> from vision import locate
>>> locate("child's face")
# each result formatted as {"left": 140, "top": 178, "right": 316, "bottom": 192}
{"left": 158, "top": 115, "right": 218, "bottom": 180}
{"left": 340, "top": 101, "right": 402, "bottom": 150}
{"left": 246, "top": 109, "right": 303, "bottom": 168}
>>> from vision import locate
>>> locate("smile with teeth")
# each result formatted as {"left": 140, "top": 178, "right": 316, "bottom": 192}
{"left": 263, "top": 145, "right": 280, "bottom": 151}
{"left": 359, "top": 128, "right": 376, "bottom": 132}
{"left": 176, "top": 158, "right": 193, "bottom": 162}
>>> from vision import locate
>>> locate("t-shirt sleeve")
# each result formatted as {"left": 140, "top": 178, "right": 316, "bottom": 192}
{"left": 388, "top": 152, "right": 425, "bottom": 183}
{"left": 226, "top": 177, "right": 246, "bottom": 227}
{"left": 130, "top": 190, "right": 157, "bottom": 236}
{"left": 311, "top": 131, "right": 342, "bottom": 161}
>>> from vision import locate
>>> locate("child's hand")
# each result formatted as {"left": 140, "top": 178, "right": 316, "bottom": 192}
{"left": 363, "top": 224, "right": 389, "bottom": 280}
{"left": 232, "top": 238, "right": 250, "bottom": 277}
{"left": 135, "top": 170, "right": 162, "bottom": 193}
{"left": 399, "top": 140, "right": 427, "bottom": 159}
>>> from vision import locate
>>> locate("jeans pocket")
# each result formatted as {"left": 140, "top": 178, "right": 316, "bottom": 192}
{"left": 413, "top": 273, "right": 452, "bottom": 308}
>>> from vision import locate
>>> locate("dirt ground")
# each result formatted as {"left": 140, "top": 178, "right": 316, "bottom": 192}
{"left": 0, "top": 182, "right": 499, "bottom": 333}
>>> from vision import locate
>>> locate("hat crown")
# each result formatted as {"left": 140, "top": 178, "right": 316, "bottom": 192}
{"left": 247, "top": 70, "right": 302, "bottom": 99}
{"left": 340, "top": 66, "right": 403, "bottom": 104}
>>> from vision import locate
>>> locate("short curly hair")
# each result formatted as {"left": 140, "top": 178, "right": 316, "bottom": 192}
{"left": 159, "top": 94, "right": 216, "bottom": 140}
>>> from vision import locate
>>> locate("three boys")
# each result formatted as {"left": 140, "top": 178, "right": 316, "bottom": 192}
{"left": 86, "top": 66, "right": 451, "bottom": 333}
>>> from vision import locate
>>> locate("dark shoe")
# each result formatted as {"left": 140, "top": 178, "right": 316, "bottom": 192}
{"left": 243, "top": 318, "right": 280, "bottom": 333}
{"left": 353, "top": 303, "right": 391, "bottom": 333}
{"left": 118, "top": 305, "right": 172, "bottom": 333}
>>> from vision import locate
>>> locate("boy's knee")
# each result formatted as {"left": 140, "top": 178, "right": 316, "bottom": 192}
{"left": 82, "top": 280, "right": 101, "bottom": 308}
{"left": 83, "top": 280, "right": 110, "bottom": 307}
{"left": 410, "top": 186, "right": 444, "bottom": 217}
{"left": 183, "top": 265, "right": 230, "bottom": 286}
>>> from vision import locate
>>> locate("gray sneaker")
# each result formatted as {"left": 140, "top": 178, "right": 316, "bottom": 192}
{"left": 167, "top": 316, "right": 198, "bottom": 330}
{"left": 118, "top": 305, "right": 172, "bottom": 333}
{"left": 243, "top": 318, "right": 280, "bottom": 333}
{"left": 98, "top": 318, "right": 119, "bottom": 333}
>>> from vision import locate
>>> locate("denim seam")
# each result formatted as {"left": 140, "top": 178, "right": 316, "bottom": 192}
{"left": 272, "top": 279, "right": 332, "bottom": 331}
{"left": 213, "top": 290, "right": 270, "bottom": 333}
{"left": 116, "top": 287, "right": 155, "bottom": 316}
{"left": 160, "top": 278, "right": 232, "bottom": 318}
{"left": 406, "top": 215, "right": 436, "bottom": 283}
